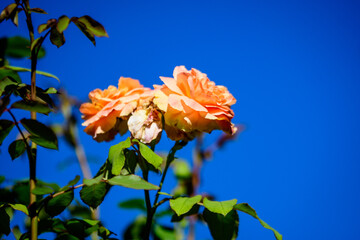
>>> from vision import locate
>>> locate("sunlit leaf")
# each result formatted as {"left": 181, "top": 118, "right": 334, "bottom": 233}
{"left": 71, "top": 17, "right": 96, "bottom": 45}
{"left": 11, "top": 100, "right": 51, "bottom": 115}
{"left": 108, "top": 175, "right": 159, "bottom": 190}
{"left": 20, "top": 118, "right": 58, "bottom": 149}
{"left": 203, "top": 198, "right": 237, "bottom": 216}
{"left": 118, "top": 198, "right": 146, "bottom": 211}
{"left": 0, "top": 120, "right": 14, "bottom": 145}
{"left": 171, "top": 204, "right": 199, "bottom": 222}
{"left": 109, "top": 137, "right": 131, "bottom": 175}
{"left": 234, "top": 203, "right": 282, "bottom": 240}
{"left": 57, "top": 15, "right": 70, "bottom": 33}
{"left": 83, "top": 175, "right": 103, "bottom": 186}
{"left": 203, "top": 209, "right": 239, "bottom": 240}
{"left": 77, "top": 15, "right": 109, "bottom": 37}
{"left": 9, "top": 203, "right": 28, "bottom": 215}
{"left": 80, "top": 182, "right": 108, "bottom": 209}
{"left": 50, "top": 28, "right": 65, "bottom": 48}
{"left": 0, "top": 3, "right": 17, "bottom": 23}
{"left": 8, "top": 139, "right": 26, "bottom": 160}
{"left": 170, "top": 195, "right": 202, "bottom": 216}
{"left": 38, "top": 18, "right": 57, "bottom": 34}
{"left": 4, "top": 65, "right": 59, "bottom": 82}
{"left": 45, "top": 190, "right": 74, "bottom": 217}
{"left": 136, "top": 141, "right": 163, "bottom": 171}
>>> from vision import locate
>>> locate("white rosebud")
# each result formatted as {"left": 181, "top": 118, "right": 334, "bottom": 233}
{"left": 128, "top": 108, "right": 162, "bottom": 144}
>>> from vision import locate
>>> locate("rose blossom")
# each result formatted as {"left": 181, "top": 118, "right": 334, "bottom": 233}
{"left": 80, "top": 77, "right": 153, "bottom": 142}
{"left": 154, "top": 66, "right": 237, "bottom": 141}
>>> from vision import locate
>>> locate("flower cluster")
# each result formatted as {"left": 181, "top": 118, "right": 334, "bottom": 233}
{"left": 80, "top": 66, "right": 237, "bottom": 143}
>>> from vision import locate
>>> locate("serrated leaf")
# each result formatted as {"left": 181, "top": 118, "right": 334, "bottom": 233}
{"left": 29, "top": 8, "right": 47, "bottom": 14}
{"left": 118, "top": 198, "right": 146, "bottom": 211}
{"left": 8, "top": 139, "right": 26, "bottom": 160}
{"left": 20, "top": 118, "right": 58, "bottom": 149}
{"left": 203, "top": 198, "right": 237, "bottom": 216}
{"left": 50, "top": 27, "right": 65, "bottom": 48}
{"left": 45, "top": 190, "right": 73, "bottom": 217}
{"left": 108, "top": 174, "right": 159, "bottom": 190}
{"left": 0, "top": 208, "right": 10, "bottom": 236}
{"left": 3, "top": 36, "right": 45, "bottom": 59}
{"left": 77, "top": 15, "right": 108, "bottom": 37}
{"left": 4, "top": 65, "right": 59, "bottom": 82}
{"left": 11, "top": 100, "right": 51, "bottom": 115}
{"left": 9, "top": 203, "right": 28, "bottom": 215}
{"left": 72, "top": 17, "right": 96, "bottom": 45}
{"left": 170, "top": 195, "right": 202, "bottom": 216}
{"left": 109, "top": 137, "right": 131, "bottom": 175}
{"left": 203, "top": 209, "right": 239, "bottom": 240}
{"left": 137, "top": 141, "right": 163, "bottom": 171}
{"left": 80, "top": 182, "right": 108, "bottom": 208}
{"left": 57, "top": 15, "right": 70, "bottom": 33}
{"left": 32, "top": 186, "right": 53, "bottom": 195}
{"left": 0, "top": 120, "right": 14, "bottom": 145}
{"left": 234, "top": 203, "right": 282, "bottom": 240}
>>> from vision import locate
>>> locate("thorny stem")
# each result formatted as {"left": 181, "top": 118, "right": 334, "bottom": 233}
{"left": 23, "top": 0, "right": 38, "bottom": 239}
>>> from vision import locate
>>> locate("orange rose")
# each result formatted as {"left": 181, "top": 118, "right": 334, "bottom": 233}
{"left": 80, "top": 77, "right": 153, "bottom": 142}
{"left": 154, "top": 66, "right": 237, "bottom": 141}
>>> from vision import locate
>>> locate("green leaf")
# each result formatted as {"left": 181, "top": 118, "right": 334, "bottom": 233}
{"left": 170, "top": 195, "right": 202, "bottom": 216}
{"left": 32, "top": 186, "right": 53, "bottom": 195}
{"left": 0, "top": 208, "right": 10, "bottom": 236}
{"left": 203, "top": 209, "right": 239, "bottom": 240}
{"left": 8, "top": 139, "right": 26, "bottom": 160}
{"left": 80, "top": 182, "right": 108, "bottom": 208}
{"left": 153, "top": 225, "right": 176, "bottom": 240}
{"left": 107, "top": 175, "right": 159, "bottom": 190}
{"left": 50, "top": 28, "right": 65, "bottom": 48}
{"left": 0, "top": 76, "right": 18, "bottom": 96}
{"left": 123, "top": 149, "right": 138, "bottom": 174}
{"left": 71, "top": 18, "right": 96, "bottom": 46}
{"left": 20, "top": 118, "right": 58, "bottom": 149}
{"left": 172, "top": 159, "right": 191, "bottom": 179}
{"left": 29, "top": 8, "right": 48, "bottom": 14}
{"left": 171, "top": 204, "right": 199, "bottom": 222}
{"left": 38, "top": 19, "right": 57, "bottom": 34}
{"left": 0, "top": 69, "right": 21, "bottom": 83}
{"left": 44, "top": 87, "right": 57, "bottom": 94}
{"left": 77, "top": 15, "right": 109, "bottom": 37}
{"left": 9, "top": 203, "right": 28, "bottom": 215}
{"left": 11, "top": 100, "right": 51, "bottom": 115}
{"left": 0, "top": 120, "right": 14, "bottom": 145}
{"left": 109, "top": 137, "right": 131, "bottom": 175}
{"left": 4, "top": 65, "right": 59, "bottom": 82}
{"left": 123, "top": 215, "right": 146, "bottom": 240}
{"left": 0, "top": 3, "right": 17, "bottom": 23}
{"left": 45, "top": 190, "right": 74, "bottom": 217}
{"left": 137, "top": 141, "right": 163, "bottom": 171}
{"left": 67, "top": 175, "right": 80, "bottom": 187}
{"left": 234, "top": 203, "right": 282, "bottom": 240}
{"left": 83, "top": 175, "right": 103, "bottom": 186}
{"left": 57, "top": 15, "right": 70, "bottom": 33}
{"left": 3, "top": 36, "right": 45, "bottom": 59}
{"left": 203, "top": 198, "right": 237, "bottom": 216}
{"left": 118, "top": 198, "right": 146, "bottom": 211}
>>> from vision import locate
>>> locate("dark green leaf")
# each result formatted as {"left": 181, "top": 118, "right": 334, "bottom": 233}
{"left": 171, "top": 204, "right": 199, "bottom": 222}
{"left": 20, "top": 118, "right": 58, "bottom": 149}
{"left": 57, "top": 15, "right": 70, "bottom": 33}
{"left": 153, "top": 225, "right": 176, "bottom": 240}
{"left": 0, "top": 208, "right": 10, "bottom": 236}
{"left": 123, "top": 216, "right": 146, "bottom": 240}
{"left": 3, "top": 36, "right": 45, "bottom": 59}
{"left": 203, "top": 198, "right": 237, "bottom": 216}
{"left": 38, "top": 19, "right": 57, "bottom": 34}
{"left": 67, "top": 175, "right": 80, "bottom": 187}
{"left": 77, "top": 16, "right": 108, "bottom": 37}
{"left": 0, "top": 95, "right": 10, "bottom": 117}
{"left": 123, "top": 150, "right": 138, "bottom": 174}
{"left": 29, "top": 8, "right": 47, "bottom": 14}
{"left": 8, "top": 139, "right": 26, "bottom": 160}
{"left": 80, "top": 182, "right": 108, "bottom": 208}
{"left": 50, "top": 28, "right": 65, "bottom": 48}
{"left": 137, "top": 141, "right": 163, "bottom": 171}
{"left": 32, "top": 186, "right": 53, "bottom": 195}
{"left": 0, "top": 76, "right": 18, "bottom": 96}
{"left": 203, "top": 209, "right": 239, "bottom": 240}
{"left": 170, "top": 195, "right": 202, "bottom": 216}
{"left": 71, "top": 17, "right": 96, "bottom": 45}
{"left": 0, "top": 3, "right": 17, "bottom": 23}
{"left": 0, "top": 68, "right": 21, "bottom": 83}
{"left": 0, "top": 176, "right": 5, "bottom": 184}
{"left": 234, "top": 203, "right": 282, "bottom": 240}
{"left": 11, "top": 100, "right": 51, "bottom": 115}
{"left": 0, "top": 120, "right": 14, "bottom": 145}
{"left": 4, "top": 65, "right": 59, "bottom": 82}
{"left": 109, "top": 137, "right": 131, "bottom": 175}
{"left": 11, "top": 225, "right": 21, "bottom": 240}
{"left": 118, "top": 198, "right": 146, "bottom": 211}
{"left": 45, "top": 190, "right": 74, "bottom": 217}
{"left": 108, "top": 175, "right": 159, "bottom": 190}
{"left": 68, "top": 204, "right": 92, "bottom": 219}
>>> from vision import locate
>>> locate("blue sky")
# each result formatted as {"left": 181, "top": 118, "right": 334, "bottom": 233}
{"left": 1, "top": 0, "right": 360, "bottom": 239}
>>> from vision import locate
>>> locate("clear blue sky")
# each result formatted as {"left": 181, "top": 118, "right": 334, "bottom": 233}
{"left": 1, "top": 0, "right": 360, "bottom": 239}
